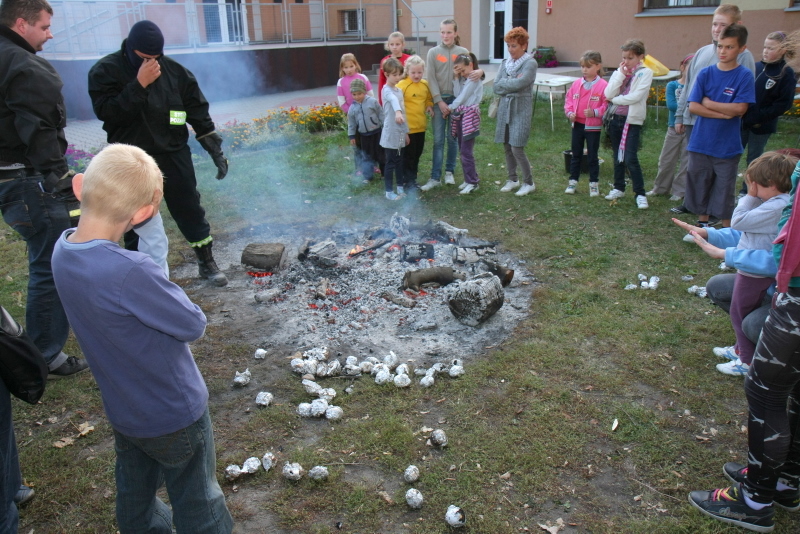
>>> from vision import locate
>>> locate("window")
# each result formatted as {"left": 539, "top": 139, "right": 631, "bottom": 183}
{"left": 643, "top": 0, "right": 719, "bottom": 8}
{"left": 340, "top": 9, "right": 365, "bottom": 35}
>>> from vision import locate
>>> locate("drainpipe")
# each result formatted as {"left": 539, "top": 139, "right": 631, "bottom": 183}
{"left": 393, "top": 0, "right": 397, "bottom": 32}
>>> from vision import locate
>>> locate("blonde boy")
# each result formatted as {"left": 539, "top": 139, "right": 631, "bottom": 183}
{"left": 51, "top": 144, "right": 232, "bottom": 534}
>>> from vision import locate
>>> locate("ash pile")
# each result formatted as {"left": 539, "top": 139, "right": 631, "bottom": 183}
{"left": 185, "top": 214, "right": 535, "bottom": 362}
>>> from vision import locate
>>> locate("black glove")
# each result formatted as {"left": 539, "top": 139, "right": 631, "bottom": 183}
{"left": 197, "top": 132, "right": 228, "bottom": 180}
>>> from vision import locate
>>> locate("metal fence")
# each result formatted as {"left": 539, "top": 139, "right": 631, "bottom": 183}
{"left": 643, "top": 0, "right": 720, "bottom": 8}
{"left": 45, "top": 0, "right": 394, "bottom": 57}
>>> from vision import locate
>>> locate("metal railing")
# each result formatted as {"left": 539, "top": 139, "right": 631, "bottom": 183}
{"left": 399, "top": 0, "right": 425, "bottom": 57}
{"left": 643, "top": 0, "right": 720, "bottom": 8}
{"left": 44, "top": 0, "right": 395, "bottom": 58}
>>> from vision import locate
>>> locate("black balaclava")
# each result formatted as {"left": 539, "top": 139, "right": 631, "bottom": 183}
{"left": 125, "top": 20, "right": 164, "bottom": 70}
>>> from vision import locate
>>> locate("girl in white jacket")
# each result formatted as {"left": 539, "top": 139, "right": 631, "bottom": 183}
{"left": 604, "top": 39, "right": 653, "bottom": 209}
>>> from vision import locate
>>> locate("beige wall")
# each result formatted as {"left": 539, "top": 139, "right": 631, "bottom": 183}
{"left": 535, "top": 0, "right": 800, "bottom": 69}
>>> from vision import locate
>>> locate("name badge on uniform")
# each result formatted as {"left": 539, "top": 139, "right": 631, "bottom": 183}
{"left": 590, "top": 95, "right": 599, "bottom": 101}
{"left": 169, "top": 111, "right": 187, "bottom": 125}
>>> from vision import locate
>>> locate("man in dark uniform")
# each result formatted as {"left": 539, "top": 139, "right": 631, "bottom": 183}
{"left": 88, "top": 20, "right": 229, "bottom": 286}
{"left": 0, "top": 0, "right": 89, "bottom": 378}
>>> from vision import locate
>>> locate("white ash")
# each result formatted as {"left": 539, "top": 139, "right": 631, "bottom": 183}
{"left": 383, "top": 351, "right": 399, "bottom": 370}
{"left": 624, "top": 284, "right": 638, "bottom": 291}
{"left": 254, "top": 348, "right": 267, "bottom": 359}
{"left": 282, "top": 462, "right": 304, "bottom": 481}
{"left": 345, "top": 356, "right": 358, "bottom": 366}
{"left": 308, "top": 465, "right": 329, "bottom": 480}
{"left": 224, "top": 465, "right": 242, "bottom": 481}
{"left": 395, "top": 363, "right": 410, "bottom": 375}
{"left": 638, "top": 273, "right": 647, "bottom": 281}
{"left": 682, "top": 275, "right": 694, "bottom": 281}
{"left": 688, "top": 285, "right": 708, "bottom": 298}
{"left": 255, "top": 391, "right": 273, "bottom": 406}
{"left": 343, "top": 363, "right": 361, "bottom": 376}
{"left": 648, "top": 276, "right": 660, "bottom": 290}
{"left": 261, "top": 452, "right": 276, "bottom": 471}
{"left": 430, "top": 429, "right": 448, "bottom": 447}
{"left": 403, "top": 465, "right": 420, "bottom": 483}
{"left": 406, "top": 488, "right": 424, "bottom": 509}
{"left": 325, "top": 405, "right": 343, "bottom": 420}
{"left": 233, "top": 368, "right": 251, "bottom": 387}
{"left": 359, "top": 361, "right": 374, "bottom": 374}
{"left": 445, "top": 505, "right": 466, "bottom": 527}
{"left": 304, "top": 347, "right": 329, "bottom": 361}
{"left": 242, "top": 457, "right": 261, "bottom": 474}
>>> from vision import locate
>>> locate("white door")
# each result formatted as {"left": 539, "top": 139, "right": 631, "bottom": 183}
{"left": 489, "top": 0, "right": 530, "bottom": 63}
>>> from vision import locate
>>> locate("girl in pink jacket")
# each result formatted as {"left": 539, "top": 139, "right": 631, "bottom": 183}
{"left": 564, "top": 51, "right": 608, "bottom": 197}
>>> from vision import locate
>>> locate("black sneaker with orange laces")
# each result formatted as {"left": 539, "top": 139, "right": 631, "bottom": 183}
{"left": 688, "top": 483, "right": 774, "bottom": 533}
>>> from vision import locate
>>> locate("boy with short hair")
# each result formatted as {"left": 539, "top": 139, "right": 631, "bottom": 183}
{"left": 684, "top": 24, "right": 755, "bottom": 230}
{"left": 51, "top": 144, "right": 233, "bottom": 534}
{"left": 347, "top": 78, "right": 384, "bottom": 183}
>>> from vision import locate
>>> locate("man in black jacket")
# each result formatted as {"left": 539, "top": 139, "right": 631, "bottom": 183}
{"left": 88, "top": 20, "right": 229, "bottom": 286}
{"left": 0, "top": 0, "right": 89, "bottom": 378}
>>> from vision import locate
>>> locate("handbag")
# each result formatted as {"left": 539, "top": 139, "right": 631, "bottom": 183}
{"left": 602, "top": 103, "right": 618, "bottom": 131}
{"left": 0, "top": 305, "right": 48, "bottom": 404}
{"left": 488, "top": 96, "right": 499, "bottom": 119}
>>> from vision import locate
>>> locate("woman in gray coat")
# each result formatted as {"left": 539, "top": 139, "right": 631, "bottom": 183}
{"left": 494, "top": 27, "right": 538, "bottom": 196}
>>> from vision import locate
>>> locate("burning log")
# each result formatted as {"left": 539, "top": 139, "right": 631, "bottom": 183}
{"left": 241, "top": 243, "right": 286, "bottom": 271}
{"left": 348, "top": 239, "right": 392, "bottom": 257}
{"left": 452, "top": 245, "right": 497, "bottom": 264}
{"left": 297, "top": 239, "right": 312, "bottom": 261}
{"left": 447, "top": 272, "right": 504, "bottom": 326}
{"left": 402, "top": 243, "right": 435, "bottom": 262}
{"left": 402, "top": 267, "right": 466, "bottom": 291}
{"left": 307, "top": 239, "right": 338, "bottom": 267}
{"left": 315, "top": 278, "right": 331, "bottom": 300}
{"left": 482, "top": 260, "right": 515, "bottom": 287}
{"left": 381, "top": 291, "right": 416, "bottom": 308}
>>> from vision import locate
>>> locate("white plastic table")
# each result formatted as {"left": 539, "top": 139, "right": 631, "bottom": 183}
{"left": 532, "top": 75, "right": 578, "bottom": 131}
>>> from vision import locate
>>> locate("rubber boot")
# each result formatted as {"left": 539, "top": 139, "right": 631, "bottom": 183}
{"left": 194, "top": 242, "right": 228, "bottom": 287}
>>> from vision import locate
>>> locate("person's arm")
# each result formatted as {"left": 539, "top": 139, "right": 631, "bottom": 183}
{"left": 689, "top": 101, "right": 732, "bottom": 119}
{"left": 611, "top": 68, "right": 652, "bottom": 106}
{"left": 425, "top": 48, "right": 442, "bottom": 104}
{"left": 450, "top": 78, "right": 482, "bottom": 109}
{"left": 731, "top": 196, "right": 787, "bottom": 234}
{"left": 9, "top": 65, "right": 68, "bottom": 176}
{"left": 604, "top": 70, "right": 624, "bottom": 100}
{"left": 666, "top": 81, "right": 678, "bottom": 112}
{"left": 178, "top": 63, "right": 215, "bottom": 137}
{"left": 700, "top": 97, "right": 748, "bottom": 117}
{"left": 705, "top": 226, "right": 742, "bottom": 248}
{"left": 564, "top": 81, "right": 578, "bottom": 119}
{"left": 347, "top": 108, "right": 357, "bottom": 139}
{"left": 725, "top": 247, "right": 778, "bottom": 277}
{"left": 493, "top": 59, "right": 537, "bottom": 94}
{"left": 88, "top": 59, "right": 150, "bottom": 127}
{"left": 337, "top": 78, "right": 347, "bottom": 109}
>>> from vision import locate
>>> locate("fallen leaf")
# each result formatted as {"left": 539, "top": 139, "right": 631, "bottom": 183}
{"left": 77, "top": 422, "right": 94, "bottom": 436}
{"left": 499, "top": 471, "right": 511, "bottom": 480}
{"left": 53, "top": 437, "right": 75, "bottom": 448}
{"left": 611, "top": 419, "right": 619, "bottom": 432}
{"left": 377, "top": 490, "right": 394, "bottom": 505}
{"left": 537, "top": 518, "right": 565, "bottom": 533}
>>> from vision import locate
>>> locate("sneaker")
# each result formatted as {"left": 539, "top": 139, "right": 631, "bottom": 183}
{"left": 589, "top": 183, "right": 600, "bottom": 197}
{"left": 444, "top": 171, "right": 455, "bottom": 185}
{"left": 515, "top": 183, "right": 535, "bottom": 196}
{"left": 361, "top": 179, "right": 372, "bottom": 185}
{"left": 670, "top": 205, "right": 690, "bottom": 214}
{"left": 723, "top": 463, "right": 800, "bottom": 512}
{"left": 645, "top": 189, "right": 657, "bottom": 196}
{"left": 500, "top": 180, "right": 520, "bottom": 192}
{"left": 688, "top": 484, "right": 774, "bottom": 533}
{"left": 460, "top": 183, "right": 477, "bottom": 195}
{"left": 385, "top": 191, "right": 400, "bottom": 200}
{"left": 565, "top": 180, "right": 578, "bottom": 194}
{"left": 605, "top": 189, "right": 625, "bottom": 200}
{"left": 458, "top": 182, "right": 468, "bottom": 190}
{"left": 636, "top": 195, "right": 649, "bottom": 209}
{"left": 420, "top": 180, "right": 441, "bottom": 191}
{"left": 713, "top": 345, "right": 738, "bottom": 361}
{"left": 717, "top": 358, "right": 750, "bottom": 376}
{"left": 669, "top": 195, "right": 683, "bottom": 201}
{"left": 397, "top": 186, "right": 405, "bottom": 195}
{"left": 14, "top": 485, "right": 35, "bottom": 507}
{"left": 48, "top": 355, "right": 89, "bottom": 379}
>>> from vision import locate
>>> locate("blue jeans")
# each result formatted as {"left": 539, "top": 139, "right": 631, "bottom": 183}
{"left": 608, "top": 116, "right": 645, "bottom": 196}
{"left": 431, "top": 97, "right": 458, "bottom": 181}
{"left": 113, "top": 408, "right": 232, "bottom": 534}
{"left": 0, "top": 378, "right": 20, "bottom": 534}
{"left": 0, "top": 169, "right": 69, "bottom": 369}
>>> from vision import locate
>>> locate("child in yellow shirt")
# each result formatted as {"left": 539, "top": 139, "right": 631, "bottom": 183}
{"left": 396, "top": 55, "right": 433, "bottom": 190}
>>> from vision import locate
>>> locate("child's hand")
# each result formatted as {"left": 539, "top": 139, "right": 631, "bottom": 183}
{"left": 671, "top": 217, "right": 708, "bottom": 240}
{"left": 425, "top": 106, "right": 434, "bottom": 117}
{"left": 567, "top": 112, "right": 576, "bottom": 123}
{"left": 405, "top": 134, "right": 410, "bottom": 146}
{"left": 691, "top": 231, "right": 726, "bottom": 260}
{"left": 438, "top": 101, "right": 449, "bottom": 116}
{"left": 395, "top": 110, "right": 405, "bottom": 125}
{"left": 468, "top": 69, "right": 484, "bottom": 81}
{"left": 618, "top": 61, "right": 628, "bottom": 75}
{"left": 747, "top": 178, "right": 759, "bottom": 198}
{"left": 584, "top": 108, "right": 594, "bottom": 119}
{"left": 350, "top": 139, "right": 356, "bottom": 146}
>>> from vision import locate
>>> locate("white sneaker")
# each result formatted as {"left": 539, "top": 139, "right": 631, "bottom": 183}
{"left": 500, "top": 180, "right": 520, "bottom": 192}
{"left": 636, "top": 195, "right": 649, "bottom": 209}
{"left": 565, "top": 180, "right": 578, "bottom": 194}
{"left": 397, "top": 186, "right": 405, "bottom": 195}
{"left": 589, "top": 183, "right": 599, "bottom": 197}
{"left": 385, "top": 191, "right": 400, "bottom": 200}
{"left": 713, "top": 345, "right": 738, "bottom": 361}
{"left": 420, "top": 180, "right": 441, "bottom": 191}
{"left": 669, "top": 195, "right": 683, "bottom": 202}
{"left": 645, "top": 189, "right": 657, "bottom": 197}
{"left": 716, "top": 358, "right": 750, "bottom": 376}
{"left": 444, "top": 172, "right": 456, "bottom": 185}
{"left": 515, "top": 183, "right": 535, "bottom": 196}
{"left": 458, "top": 182, "right": 468, "bottom": 190}
{"left": 605, "top": 189, "right": 625, "bottom": 200}
{"left": 460, "top": 183, "right": 477, "bottom": 195}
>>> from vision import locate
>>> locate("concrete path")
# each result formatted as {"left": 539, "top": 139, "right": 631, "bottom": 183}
{"left": 64, "top": 63, "right": 580, "bottom": 152}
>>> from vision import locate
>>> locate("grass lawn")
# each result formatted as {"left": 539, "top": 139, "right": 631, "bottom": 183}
{"left": 4, "top": 100, "right": 800, "bottom": 533}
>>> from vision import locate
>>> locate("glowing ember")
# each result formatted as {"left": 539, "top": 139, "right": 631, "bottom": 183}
{"left": 348, "top": 245, "right": 364, "bottom": 256}
{"left": 247, "top": 271, "right": 273, "bottom": 278}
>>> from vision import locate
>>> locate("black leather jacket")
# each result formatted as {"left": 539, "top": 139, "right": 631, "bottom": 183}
{"left": 0, "top": 26, "right": 68, "bottom": 176}
{"left": 88, "top": 40, "right": 216, "bottom": 155}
